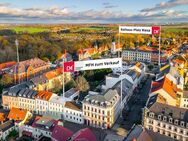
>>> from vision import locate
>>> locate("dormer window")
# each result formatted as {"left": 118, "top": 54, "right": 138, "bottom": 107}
{"left": 180, "top": 121, "right": 185, "bottom": 127}
{"left": 169, "top": 118, "right": 173, "bottom": 123}
{"left": 158, "top": 115, "right": 161, "bottom": 120}
{"left": 174, "top": 120, "right": 179, "bottom": 125}
{"left": 149, "top": 112, "right": 154, "bottom": 118}
{"left": 163, "top": 116, "right": 167, "bottom": 121}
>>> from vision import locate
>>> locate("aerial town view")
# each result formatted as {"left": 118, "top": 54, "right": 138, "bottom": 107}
{"left": 0, "top": 0, "right": 188, "bottom": 141}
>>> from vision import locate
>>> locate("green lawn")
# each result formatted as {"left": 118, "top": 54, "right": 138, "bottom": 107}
{"left": 76, "top": 26, "right": 112, "bottom": 32}
{"left": 163, "top": 27, "right": 188, "bottom": 33}
{"left": 12, "top": 27, "right": 49, "bottom": 34}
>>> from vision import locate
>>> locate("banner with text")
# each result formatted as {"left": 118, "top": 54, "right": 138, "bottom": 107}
{"left": 64, "top": 58, "right": 122, "bottom": 72}
{"left": 119, "top": 26, "right": 160, "bottom": 35}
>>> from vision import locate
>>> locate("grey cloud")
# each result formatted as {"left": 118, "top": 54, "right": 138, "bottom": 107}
{"left": 102, "top": 2, "right": 118, "bottom": 9}
{"left": 141, "top": 0, "right": 188, "bottom": 12}
{"left": 0, "top": 3, "right": 11, "bottom": 7}
{"left": 0, "top": 4, "right": 187, "bottom": 23}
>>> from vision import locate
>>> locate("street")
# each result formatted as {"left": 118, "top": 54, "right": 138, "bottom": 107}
{"left": 121, "top": 75, "right": 152, "bottom": 131}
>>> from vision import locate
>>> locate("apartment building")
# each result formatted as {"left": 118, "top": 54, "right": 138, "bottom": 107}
{"left": 64, "top": 101, "right": 84, "bottom": 124}
{"left": 143, "top": 96, "right": 188, "bottom": 141}
{"left": 48, "top": 95, "right": 64, "bottom": 119}
{"left": 31, "top": 67, "right": 71, "bottom": 91}
{"left": 122, "top": 47, "right": 167, "bottom": 64}
{"left": 180, "top": 91, "right": 188, "bottom": 109}
{"left": 125, "top": 125, "right": 176, "bottom": 141}
{"left": 83, "top": 89, "right": 120, "bottom": 129}
{"left": 150, "top": 76, "right": 182, "bottom": 107}
{"left": 0, "top": 120, "right": 15, "bottom": 140}
{"left": 11, "top": 58, "right": 50, "bottom": 83}
{"left": 35, "top": 91, "right": 55, "bottom": 115}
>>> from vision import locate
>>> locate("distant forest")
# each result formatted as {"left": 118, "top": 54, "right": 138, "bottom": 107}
{"left": 0, "top": 26, "right": 187, "bottom": 63}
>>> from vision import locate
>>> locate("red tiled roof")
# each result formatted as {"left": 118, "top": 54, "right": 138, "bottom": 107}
{"left": 175, "top": 59, "right": 184, "bottom": 65}
{"left": 52, "top": 125, "right": 73, "bottom": 141}
{"left": 70, "top": 128, "right": 97, "bottom": 141}
{"left": 135, "top": 62, "right": 141, "bottom": 68}
{"left": 139, "top": 46, "right": 158, "bottom": 52}
{"left": 0, "top": 113, "right": 6, "bottom": 122}
{"left": 45, "top": 68, "right": 63, "bottom": 80}
{"left": 0, "top": 61, "right": 16, "bottom": 70}
{"left": 151, "top": 77, "right": 181, "bottom": 99}
{"left": 8, "top": 107, "right": 28, "bottom": 121}
{"left": 36, "top": 91, "right": 53, "bottom": 101}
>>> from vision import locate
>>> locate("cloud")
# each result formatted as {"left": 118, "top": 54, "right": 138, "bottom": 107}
{"left": 141, "top": 0, "right": 188, "bottom": 12}
{"left": 0, "top": 4, "right": 187, "bottom": 23}
{"left": 102, "top": 2, "right": 118, "bottom": 9}
{"left": 0, "top": 3, "right": 11, "bottom": 7}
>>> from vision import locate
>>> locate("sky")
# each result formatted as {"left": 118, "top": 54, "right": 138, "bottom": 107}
{"left": 0, "top": 0, "right": 188, "bottom": 23}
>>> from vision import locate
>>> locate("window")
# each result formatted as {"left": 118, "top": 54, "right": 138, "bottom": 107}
{"left": 169, "top": 126, "right": 171, "bottom": 130}
{"left": 175, "top": 120, "right": 179, "bottom": 125}
{"left": 158, "top": 115, "right": 161, "bottom": 120}
{"left": 180, "top": 129, "right": 183, "bottom": 134}
{"left": 174, "top": 135, "right": 177, "bottom": 139}
{"left": 169, "top": 118, "right": 172, "bottom": 123}
{"left": 163, "top": 116, "right": 167, "bottom": 121}
{"left": 149, "top": 119, "right": 153, "bottom": 124}
{"left": 174, "top": 127, "right": 177, "bottom": 132}
{"left": 181, "top": 122, "right": 184, "bottom": 127}
{"left": 149, "top": 112, "right": 154, "bottom": 118}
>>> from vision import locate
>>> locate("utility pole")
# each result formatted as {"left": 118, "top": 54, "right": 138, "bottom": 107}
{"left": 63, "top": 58, "right": 65, "bottom": 98}
{"left": 119, "top": 26, "right": 123, "bottom": 118}
{"left": 15, "top": 39, "right": 19, "bottom": 63}
{"left": 15, "top": 39, "right": 20, "bottom": 84}
{"left": 158, "top": 26, "right": 161, "bottom": 69}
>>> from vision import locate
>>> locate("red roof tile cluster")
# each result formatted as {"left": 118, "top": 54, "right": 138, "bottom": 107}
{"left": 0, "top": 61, "right": 16, "bottom": 70}
{"left": 151, "top": 77, "right": 182, "bottom": 99}
{"left": 36, "top": 91, "right": 53, "bottom": 101}
{"left": 52, "top": 125, "right": 73, "bottom": 141}
{"left": 0, "top": 112, "right": 6, "bottom": 122}
{"left": 70, "top": 128, "right": 97, "bottom": 141}
{"left": 8, "top": 107, "right": 28, "bottom": 121}
{"left": 138, "top": 46, "right": 158, "bottom": 52}
{"left": 45, "top": 68, "right": 63, "bottom": 80}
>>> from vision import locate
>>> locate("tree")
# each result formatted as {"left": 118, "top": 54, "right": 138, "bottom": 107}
{"left": 75, "top": 76, "right": 90, "bottom": 92}
{"left": 148, "top": 64, "right": 154, "bottom": 71}
{"left": 65, "top": 80, "right": 76, "bottom": 91}
{"left": 52, "top": 79, "right": 62, "bottom": 93}
{"left": 0, "top": 74, "right": 13, "bottom": 86}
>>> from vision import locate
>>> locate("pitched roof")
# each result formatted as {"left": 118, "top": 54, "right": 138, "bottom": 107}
{"left": 70, "top": 128, "right": 97, "bottom": 141}
{"left": 31, "top": 75, "right": 48, "bottom": 85}
{"left": 8, "top": 107, "right": 28, "bottom": 121}
{"left": 127, "top": 126, "right": 177, "bottom": 141}
{"left": 35, "top": 91, "right": 53, "bottom": 101}
{"left": 52, "top": 125, "right": 73, "bottom": 141}
{"left": 32, "top": 116, "right": 58, "bottom": 132}
{"left": 151, "top": 77, "right": 182, "bottom": 99}
{"left": 0, "top": 113, "right": 6, "bottom": 122}
{"left": 13, "top": 58, "right": 48, "bottom": 73}
{"left": 45, "top": 68, "right": 63, "bottom": 80}
{"left": 0, "top": 120, "right": 14, "bottom": 132}
{"left": 64, "top": 101, "right": 82, "bottom": 111}
{"left": 175, "top": 58, "right": 184, "bottom": 65}
{"left": 148, "top": 102, "right": 188, "bottom": 121}
{"left": 0, "top": 61, "right": 16, "bottom": 70}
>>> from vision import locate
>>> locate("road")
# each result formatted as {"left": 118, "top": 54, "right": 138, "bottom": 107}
{"left": 119, "top": 75, "right": 152, "bottom": 131}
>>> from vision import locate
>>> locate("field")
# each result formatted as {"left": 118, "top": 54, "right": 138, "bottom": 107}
{"left": 11, "top": 27, "right": 49, "bottom": 33}
{"left": 76, "top": 26, "right": 112, "bottom": 32}
{"left": 163, "top": 26, "right": 188, "bottom": 33}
